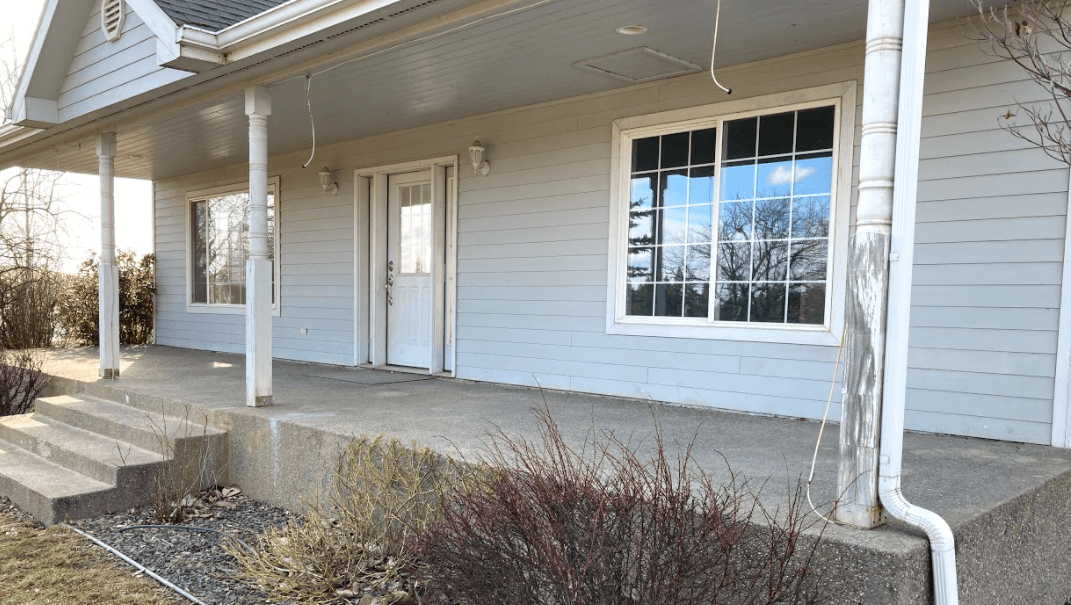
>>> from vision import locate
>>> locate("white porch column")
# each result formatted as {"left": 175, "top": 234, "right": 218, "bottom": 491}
{"left": 836, "top": 0, "right": 905, "bottom": 528}
{"left": 97, "top": 133, "right": 120, "bottom": 379}
{"left": 245, "top": 86, "right": 272, "bottom": 407}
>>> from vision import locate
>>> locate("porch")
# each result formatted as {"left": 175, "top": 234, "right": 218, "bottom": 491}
{"left": 30, "top": 345, "right": 1071, "bottom": 605}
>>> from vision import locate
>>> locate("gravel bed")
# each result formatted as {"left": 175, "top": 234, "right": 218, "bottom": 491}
{"left": 71, "top": 488, "right": 294, "bottom": 605}
{"left": 1, "top": 496, "right": 38, "bottom": 527}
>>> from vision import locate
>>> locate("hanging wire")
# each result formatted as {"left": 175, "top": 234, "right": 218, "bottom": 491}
{"left": 805, "top": 335, "right": 853, "bottom": 527}
{"left": 710, "top": 0, "right": 732, "bottom": 94}
{"left": 301, "top": 75, "right": 316, "bottom": 169}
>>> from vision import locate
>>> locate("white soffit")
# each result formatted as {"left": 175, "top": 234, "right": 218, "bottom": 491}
{"left": 575, "top": 47, "right": 703, "bottom": 83}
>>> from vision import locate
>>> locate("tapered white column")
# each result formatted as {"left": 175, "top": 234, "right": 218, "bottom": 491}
{"left": 836, "top": 0, "right": 905, "bottom": 528}
{"left": 97, "top": 133, "right": 120, "bottom": 379}
{"left": 245, "top": 86, "right": 272, "bottom": 407}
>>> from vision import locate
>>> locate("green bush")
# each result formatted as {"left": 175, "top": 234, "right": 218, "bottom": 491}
{"left": 58, "top": 251, "right": 155, "bottom": 345}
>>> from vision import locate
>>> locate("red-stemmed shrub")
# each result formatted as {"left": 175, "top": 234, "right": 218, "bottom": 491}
{"left": 414, "top": 408, "right": 825, "bottom": 605}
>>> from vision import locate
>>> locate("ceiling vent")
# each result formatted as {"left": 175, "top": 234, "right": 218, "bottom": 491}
{"left": 101, "top": 0, "right": 125, "bottom": 42}
{"left": 575, "top": 47, "right": 702, "bottom": 83}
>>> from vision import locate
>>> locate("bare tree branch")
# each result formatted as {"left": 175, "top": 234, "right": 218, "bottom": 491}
{"left": 969, "top": 0, "right": 1071, "bottom": 166}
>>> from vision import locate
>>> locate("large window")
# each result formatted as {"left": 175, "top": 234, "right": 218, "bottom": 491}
{"left": 611, "top": 91, "right": 851, "bottom": 341}
{"left": 188, "top": 179, "right": 278, "bottom": 309}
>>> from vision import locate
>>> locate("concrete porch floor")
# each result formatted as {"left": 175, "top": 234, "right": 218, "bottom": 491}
{"left": 36, "top": 345, "right": 1071, "bottom": 604}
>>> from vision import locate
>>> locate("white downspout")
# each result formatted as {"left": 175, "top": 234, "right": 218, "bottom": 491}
{"left": 880, "top": 0, "right": 959, "bottom": 603}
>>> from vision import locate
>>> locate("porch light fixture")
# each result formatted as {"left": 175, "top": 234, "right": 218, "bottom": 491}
{"left": 468, "top": 141, "right": 490, "bottom": 176}
{"left": 319, "top": 167, "right": 339, "bottom": 195}
{"left": 615, "top": 25, "right": 647, "bottom": 35}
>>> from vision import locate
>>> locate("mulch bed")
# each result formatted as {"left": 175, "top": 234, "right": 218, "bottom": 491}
{"left": 70, "top": 487, "right": 292, "bottom": 605}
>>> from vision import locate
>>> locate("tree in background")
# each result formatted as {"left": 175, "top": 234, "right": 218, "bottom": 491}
{"left": 58, "top": 251, "right": 155, "bottom": 346}
{"left": 1, "top": 36, "right": 72, "bottom": 349}
{"left": 973, "top": 0, "right": 1071, "bottom": 166}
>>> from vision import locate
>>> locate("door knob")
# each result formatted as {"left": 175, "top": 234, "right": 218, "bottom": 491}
{"left": 386, "top": 274, "right": 394, "bottom": 286}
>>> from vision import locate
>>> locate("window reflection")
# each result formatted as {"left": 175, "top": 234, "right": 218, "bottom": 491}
{"left": 712, "top": 108, "right": 833, "bottom": 324}
{"left": 190, "top": 189, "right": 276, "bottom": 306}
{"left": 625, "top": 105, "right": 834, "bottom": 326}
{"left": 627, "top": 129, "right": 717, "bottom": 318}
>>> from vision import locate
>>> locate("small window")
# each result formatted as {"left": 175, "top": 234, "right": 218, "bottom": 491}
{"left": 617, "top": 102, "right": 841, "bottom": 331}
{"left": 188, "top": 180, "right": 279, "bottom": 309}
{"left": 101, "top": 0, "right": 125, "bottom": 42}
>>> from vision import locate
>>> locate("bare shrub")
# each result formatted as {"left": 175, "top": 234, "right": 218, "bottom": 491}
{"left": 0, "top": 348, "right": 47, "bottom": 417}
{"left": 228, "top": 436, "right": 472, "bottom": 604}
{"left": 414, "top": 409, "right": 825, "bottom": 605}
{"left": 970, "top": 0, "right": 1071, "bottom": 166}
{"left": 148, "top": 406, "right": 223, "bottom": 524}
{"left": 0, "top": 269, "right": 62, "bottom": 349}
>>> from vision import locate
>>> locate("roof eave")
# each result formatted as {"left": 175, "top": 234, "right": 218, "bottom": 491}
{"left": 167, "top": 0, "right": 404, "bottom": 72}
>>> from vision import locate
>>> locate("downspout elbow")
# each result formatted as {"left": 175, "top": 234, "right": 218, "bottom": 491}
{"left": 878, "top": 477, "right": 959, "bottom": 605}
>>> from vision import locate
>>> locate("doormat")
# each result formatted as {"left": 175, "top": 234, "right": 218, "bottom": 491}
{"left": 306, "top": 369, "right": 434, "bottom": 386}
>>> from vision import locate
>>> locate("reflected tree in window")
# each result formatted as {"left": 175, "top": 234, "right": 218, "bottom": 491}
{"left": 624, "top": 106, "right": 835, "bottom": 325}
{"left": 190, "top": 189, "right": 276, "bottom": 305}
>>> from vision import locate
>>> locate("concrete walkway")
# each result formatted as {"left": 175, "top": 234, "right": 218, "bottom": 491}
{"left": 39, "top": 345, "right": 1071, "bottom": 604}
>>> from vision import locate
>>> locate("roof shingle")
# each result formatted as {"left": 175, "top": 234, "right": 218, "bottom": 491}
{"left": 153, "top": 0, "right": 291, "bottom": 31}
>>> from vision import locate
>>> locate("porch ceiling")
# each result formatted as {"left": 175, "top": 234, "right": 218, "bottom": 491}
{"left": 14, "top": 0, "right": 973, "bottom": 181}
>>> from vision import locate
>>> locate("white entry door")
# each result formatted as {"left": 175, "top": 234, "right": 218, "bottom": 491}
{"left": 386, "top": 171, "right": 433, "bottom": 368}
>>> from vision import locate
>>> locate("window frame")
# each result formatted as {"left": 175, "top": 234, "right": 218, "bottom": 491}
{"left": 606, "top": 82, "right": 856, "bottom": 345}
{"left": 185, "top": 177, "right": 281, "bottom": 316}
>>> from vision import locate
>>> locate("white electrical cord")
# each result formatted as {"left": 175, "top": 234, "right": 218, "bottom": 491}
{"left": 805, "top": 334, "right": 847, "bottom": 526}
{"left": 710, "top": 0, "right": 732, "bottom": 94}
{"left": 301, "top": 75, "right": 316, "bottom": 169}
{"left": 66, "top": 525, "right": 208, "bottom": 605}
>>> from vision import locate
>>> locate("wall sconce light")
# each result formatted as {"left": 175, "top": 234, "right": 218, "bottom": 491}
{"left": 468, "top": 141, "right": 490, "bottom": 176}
{"left": 319, "top": 167, "right": 339, "bottom": 195}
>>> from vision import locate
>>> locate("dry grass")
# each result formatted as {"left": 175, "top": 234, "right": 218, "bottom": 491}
{"left": 0, "top": 502, "right": 176, "bottom": 604}
{"left": 227, "top": 435, "right": 479, "bottom": 605}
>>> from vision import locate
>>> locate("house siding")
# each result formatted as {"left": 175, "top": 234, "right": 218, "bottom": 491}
{"left": 153, "top": 20, "right": 1063, "bottom": 444}
{"left": 57, "top": 3, "right": 185, "bottom": 123}
{"left": 154, "top": 168, "right": 356, "bottom": 365}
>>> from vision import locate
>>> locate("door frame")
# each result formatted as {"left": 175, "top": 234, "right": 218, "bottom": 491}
{"left": 354, "top": 155, "right": 458, "bottom": 375}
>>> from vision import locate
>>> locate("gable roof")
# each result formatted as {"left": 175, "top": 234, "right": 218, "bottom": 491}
{"left": 153, "top": 0, "right": 290, "bottom": 31}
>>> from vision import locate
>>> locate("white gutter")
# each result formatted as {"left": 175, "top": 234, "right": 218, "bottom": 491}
{"left": 0, "top": 123, "right": 41, "bottom": 155}
{"left": 881, "top": 0, "right": 959, "bottom": 603}
{"left": 173, "top": 0, "right": 404, "bottom": 67}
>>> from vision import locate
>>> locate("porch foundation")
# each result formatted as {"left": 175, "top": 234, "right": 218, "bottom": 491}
{"left": 31, "top": 345, "right": 1071, "bottom": 605}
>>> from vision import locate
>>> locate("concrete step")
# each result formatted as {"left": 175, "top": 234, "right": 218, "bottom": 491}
{"left": 0, "top": 441, "right": 122, "bottom": 526}
{"left": 33, "top": 394, "right": 226, "bottom": 458}
{"left": 0, "top": 413, "right": 161, "bottom": 488}
{"left": 0, "top": 394, "right": 229, "bottom": 526}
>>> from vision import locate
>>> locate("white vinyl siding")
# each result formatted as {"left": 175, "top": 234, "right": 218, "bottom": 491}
{"left": 57, "top": 2, "right": 185, "bottom": 123}
{"left": 152, "top": 18, "right": 1061, "bottom": 444}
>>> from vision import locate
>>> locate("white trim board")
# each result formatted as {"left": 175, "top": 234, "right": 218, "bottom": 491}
{"left": 1052, "top": 166, "right": 1071, "bottom": 448}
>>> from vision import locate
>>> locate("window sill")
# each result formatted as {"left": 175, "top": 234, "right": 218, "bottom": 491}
{"left": 187, "top": 304, "right": 281, "bottom": 317}
{"left": 607, "top": 318, "right": 839, "bottom": 346}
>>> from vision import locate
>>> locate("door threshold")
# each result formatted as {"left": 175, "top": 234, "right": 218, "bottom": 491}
{"left": 362, "top": 364, "right": 453, "bottom": 378}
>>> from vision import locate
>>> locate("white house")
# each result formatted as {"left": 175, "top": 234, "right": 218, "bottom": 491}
{"left": 7, "top": 1, "right": 1071, "bottom": 599}
{"left": 3, "top": 0, "right": 1062, "bottom": 444}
